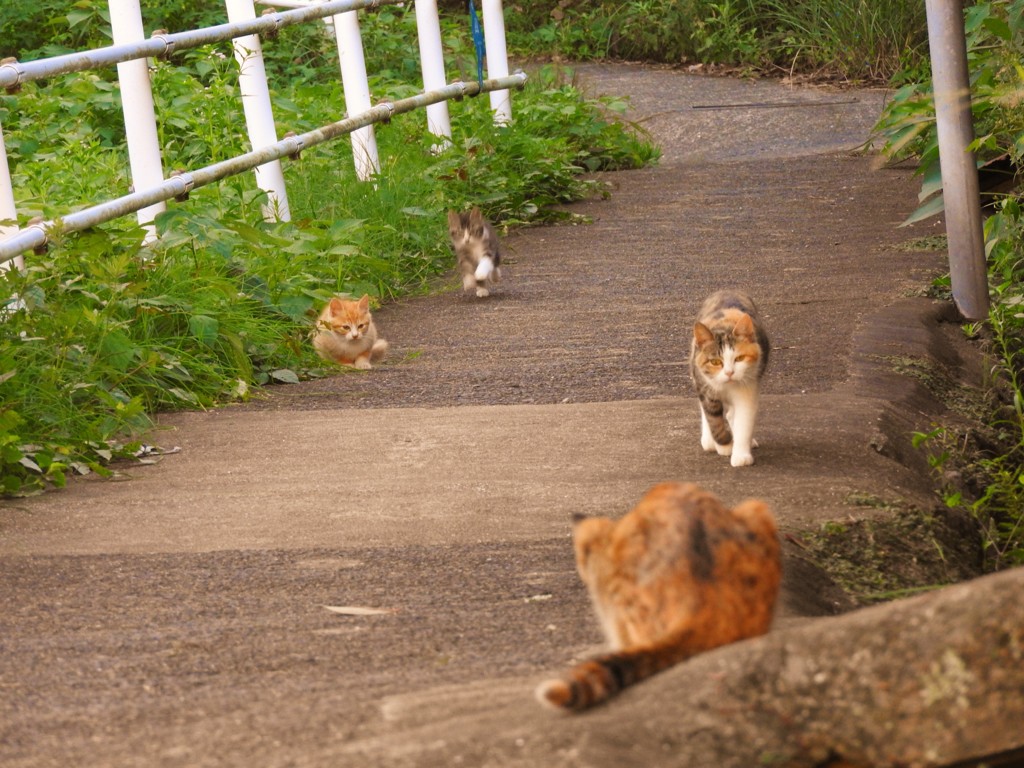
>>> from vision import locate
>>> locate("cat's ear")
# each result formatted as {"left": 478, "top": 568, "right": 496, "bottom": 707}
{"left": 358, "top": 294, "right": 370, "bottom": 312}
{"left": 733, "top": 312, "right": 755, "bottom": 338}
{"left": 469, "top": 207, "right": 484, "bottom": 229}
{"left": 328, "top": 296, "right": 345, "bottom": 314}
{"left": 571, "top": 512, "right": 590, "bottom": 525}
{"left": 732, "top": 499, "right": 777, "bottom": 537}
{"left": 693, "top": 321, "right": 714, "bottom": 346}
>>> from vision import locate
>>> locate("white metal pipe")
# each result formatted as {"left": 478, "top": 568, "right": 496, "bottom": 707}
{"left": 258, "top": 0, "right": 329, "bottom": 8}
{"left": 256, "top": 1, "right": 337, "bottom": 43}
{"left": 0, "top": 0, "right": 400, "bottom": 91}
{"left": 925, "top": 0, "right": 989, "bottom": 320}
{"left": 481, "top": 0, "right": 511, "bottom": 124}
{"left": 0, "top": 73, "right": 527, "bottom": 265}
{"left": 109, "top": 0, "right": 166, "bottom": 238}
{"left": 414, "top": 0, "right": 452, "bottom": 144}
{"left": 225, "top": 0, "right": 291, "bottom": 221}
{"left": 333, "top": 10, "right": 380, "bottom": 180}
{"left": 0, "top": 121, "right": 24, "bottom": 271}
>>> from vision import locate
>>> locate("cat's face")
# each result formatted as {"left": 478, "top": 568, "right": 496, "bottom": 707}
{"left": 320, "top": 295, "right": 371, "bottom": 340}
{"left": 693, "top": 314, "right": 762, "bottom": 386}
{"left": 447, "top": 208, "right": 485, "bottom": 247}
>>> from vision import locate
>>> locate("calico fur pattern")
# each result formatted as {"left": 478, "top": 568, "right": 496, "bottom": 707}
{"left": 536, "top": 482, "right": 781, "bottom": 711}
{"left": 690, "top": 289, "right": 770, "bottom": 467}
{"left": 447, "top": 207, "right": 502, "bottom": 298}
{"left": 312, "top": 294, "right": 388, "bottom": 369}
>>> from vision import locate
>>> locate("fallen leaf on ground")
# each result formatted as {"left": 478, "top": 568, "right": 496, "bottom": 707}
{"left": 322, "top": 605, "right": 394, "bottom": 616}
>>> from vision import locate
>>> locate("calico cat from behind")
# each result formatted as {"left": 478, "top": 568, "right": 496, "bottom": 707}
{"left": 690, "top": 290, "right": 770, "bottom": 467}
{"left": 536, "top": 482, "right": 781, "bottom": 712}
{"left": 447, "top": 207, "right": 502, "bottom": 298}
{"left": 312, "top": 294, "right": 388, "bottom": 369}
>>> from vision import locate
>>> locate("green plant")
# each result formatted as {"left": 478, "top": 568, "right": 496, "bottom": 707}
{"left": 874, "top": 0, "right": 1024, "bottom": 224}
{"left": 754, "top": 0, "right": 927, "bottom": 82}
{"left": 881, "top": 0, "right": 1024, "bottom": 571}
{"left": 912, "top": 427, "right": 964, "bottom": 509}
{"left": 692, "top": 0, "right": 762, "bottom": 65}
{"left": 970, "top": 203, "right": 1024, "bottom": 568}
{"left": 502, "top": 0, "right": 929, "bottom": 81}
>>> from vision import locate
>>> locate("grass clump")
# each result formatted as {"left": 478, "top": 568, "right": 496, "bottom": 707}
{"left": 800, "top": 500, "right": 983, "bottom": 605}
{"left": 502, "top": 0, "right": 927, "bottom": 83}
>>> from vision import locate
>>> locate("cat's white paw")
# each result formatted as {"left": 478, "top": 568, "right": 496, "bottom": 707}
{"left": 475, "top": 287, "right": 490, "bottom": 298}
{"left": 730, "top": 451, "right": 754, "bottom": 467}
{"left": 715, "top": 442, "right": 733, "bottom": 457}
{"left": 700, "top": 434, "right": 718, "bottom": 452}
{"left": 353, "top": 358, "right": 372, "bottom": 370}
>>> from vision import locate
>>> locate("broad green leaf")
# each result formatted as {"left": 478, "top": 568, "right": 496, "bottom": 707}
{"left": 48, "top": 467, "right": 67, "bottom": 488}
{"left": 276, "top": 295, "right": 314, "bottom": 321}
{"left": 270, "top": 369, "right": 300, "bottom": 384}
{"left": 982, "top": 16, "right": 1012, "bottom": 41}
{"left": 230, "top": 222, "right": 290, "bottom": 248}
{"left": 918, "top": 162, "right": 944, "bottom": 202}
{"left": 66, "top": 9, "right": 93, "bottom": 28}
{"left": 2, "top": 475, "right": 22, "bottom": 495}
{"left": 167, "top": 387, "right": 200, "bottom": 405}
{"left": 189, "top": 314, "right": 220, "bottom": 345}
{"left": 901, "top": 193, "right": 946, "bottom": 227}
{"left": 99, "top": 330, "right": 136, "bottom": 372}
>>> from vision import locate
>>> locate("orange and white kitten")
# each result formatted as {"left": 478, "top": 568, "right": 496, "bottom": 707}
{"left": 536, "top": 482, "right": 781, "bottom": 712}
{"left": 690, "top": 290, "right": 770, "bottom": 467}
{"left": 447, "top": 207, "right": 502, "bottom": 298}
{"left": 312, "top": 294, "right": 388, "bottom": 369}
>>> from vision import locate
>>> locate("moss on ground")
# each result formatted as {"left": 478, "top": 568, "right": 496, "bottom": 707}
{"left": 795, "top": 494, "right": 983, "bottom": 605}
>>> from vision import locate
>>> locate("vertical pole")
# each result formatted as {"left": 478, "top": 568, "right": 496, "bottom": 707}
{"left": 0, "top": 121, "right": 25, "bottom": 316}
{"left": 224, "top": 0, "right": 291, "bottom": 221}
{"left": 925, "top": 0, "right": 989, "bottom": 320}
{"left": 108, "top": 0, "right": 166, "bottom": 240}
{"left": 0, "top": 122, "right": 23, "bottom": 271}
{"left": 414, "top": 0, "right": 452, "bottom": 146}
{"left": 333, "top": 10, "right": 380, "bottom": 180}
{"left": 481, "top": 0, "right": 511, "bottom": 124}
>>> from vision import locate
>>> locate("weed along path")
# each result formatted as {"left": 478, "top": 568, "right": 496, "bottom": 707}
{"left": 2, "top": 64, "right": 1017, "bottom": 767}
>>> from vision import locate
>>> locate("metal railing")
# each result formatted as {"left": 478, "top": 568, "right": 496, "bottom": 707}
{"left": 0, "top": 0, "right": 524, "bottom": 266}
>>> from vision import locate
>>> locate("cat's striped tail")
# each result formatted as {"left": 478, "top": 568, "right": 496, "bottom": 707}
{"left": 535, "top": 640, "right": 694, "bottom": 712}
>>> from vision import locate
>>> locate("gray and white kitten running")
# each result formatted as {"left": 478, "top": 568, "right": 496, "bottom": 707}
{"left": 447, "top": 207, "right": 502, "bottom": 298}
{"left": 689, "top": 290, "right": 770, "bottom": 467}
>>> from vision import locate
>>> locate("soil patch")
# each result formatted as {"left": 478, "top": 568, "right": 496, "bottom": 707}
{"left": 794, "top": 497, "right": 984, "bottom": 604}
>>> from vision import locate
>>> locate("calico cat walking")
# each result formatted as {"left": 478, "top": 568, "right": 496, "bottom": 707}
{"left": 690, "top": 290, "right": 770, "bottom": 467}
{"left": 447, "top": 207, "right": 502, "bottom": 298}
{"left": 312, "top": 294, "right": 388, "bottom": 369}
{"left": 536, "top": 482, "right": 781, "bottom": 712}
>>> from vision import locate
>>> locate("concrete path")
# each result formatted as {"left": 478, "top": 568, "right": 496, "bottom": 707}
{"left": 0, "top": 64, "right": 968, "bottom": 767}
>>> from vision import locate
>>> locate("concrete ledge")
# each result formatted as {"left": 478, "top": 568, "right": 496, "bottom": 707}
{"left": 342, "top": 567, "right": 1024, "bottom": 768}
